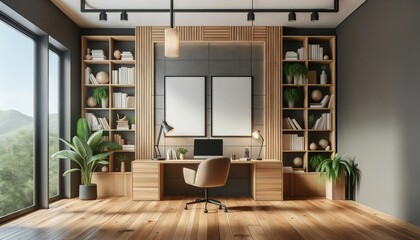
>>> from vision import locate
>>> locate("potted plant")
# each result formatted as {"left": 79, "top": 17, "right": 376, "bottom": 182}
{"left": 284, "top": 88, "right": 299, "bottom": 108}
{"left": 317, "top": 153, "right": 352, "bottom": 200}
{"left": 129, "top": 116, "right": 135, "bottom": 130}
{"left": 347, "top": 158, "right": 362, "bottom": 200}
{"left": 284, "top": 64, "right": 296, "bottom": 84}
{"left": 51, "top": 118, "right": 121, "bottom": 200}
{"left": 293, "top": 63, "right": 308, "bottom": 85}
{"left": 117, "top": 154, "right": 128, "bottom": 172}
{"left": 309, "top": 154, "right": 325, "bottom": 170}
{"left": 176, "top": 148, "right": 188, "bottom": 160}
{"left": 92, "top": 87, "right": 109, "bottom": 108}
{"left": 308, "top": 114, "right": 315, "bottom": 129}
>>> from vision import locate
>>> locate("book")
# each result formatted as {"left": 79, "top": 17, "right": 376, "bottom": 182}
{"left": 291, "top": 119, "right": 303, "bottom": 130}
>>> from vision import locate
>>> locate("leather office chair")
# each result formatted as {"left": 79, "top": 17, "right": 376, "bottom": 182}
{"left": 183, "top": 157, "right": 231, "bottom": 213}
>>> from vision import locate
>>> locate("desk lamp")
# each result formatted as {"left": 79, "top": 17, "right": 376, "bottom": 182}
{"left": 252, "top": 130, "right": 264, "bottom": 160}
{"left": 154, "top": 120, "right": 174, "bottom": 160}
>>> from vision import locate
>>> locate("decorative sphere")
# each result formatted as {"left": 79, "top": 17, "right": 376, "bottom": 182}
{"left": 113, "top": 50, "right": 122, "bottom": 60}
{"left": 293, "top": 157, "right": 303, "bottom": 167}
{"left": 311, "top": 90, "right": 323, "bottom": 102}
{"left": 87, "top": 97, "right": 97, "bottom": 107}
{"left": 309, "top": 142, "right": 318, "bottom": 150}
{"left": 101, "top": 166, "right": 108, "bottom": 172}
{"left": 323, "top": 55, "right": 330, "bottom": 60}
{"left": 96, "top": 71, "right": 109, "bottom": 84}
{"left": 319, "top": 139, "right": 329, "bottom": 149}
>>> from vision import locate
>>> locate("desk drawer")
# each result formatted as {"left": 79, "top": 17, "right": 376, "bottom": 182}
{"left": 255, "top": 190, "right": 283, "bottom": 200}
{"left": 256, "top": 177, "right": 282, "bottom": 190}
{"left": 256, "top": 168, "right": 282, "bottom": 178}
{"left": 256, "top": 163, "right": 282, "bottom": 169}
{"left": 133, "top": 178, "right": 159, "bottom": 188}
{"left": 133, "top": 188, "right": 160, "bottom": 200}
{"left": 132, "top": 162, "right": 159, "bottom": 172}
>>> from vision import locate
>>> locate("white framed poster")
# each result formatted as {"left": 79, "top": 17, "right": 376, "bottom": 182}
{"left": 212, "top": 76, "right": 252, "bottom": 137}
{"left": 164, "top": 76, "right": 206, "bottom": 136}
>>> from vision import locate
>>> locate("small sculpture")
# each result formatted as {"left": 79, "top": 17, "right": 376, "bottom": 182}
{"left": 311, "top": 89, "right": 322, "bottom": 102}
{"left": 114, "top": 50, "right": 122, "bottom": 60}
{"left": 85, "top": 48, "right": 92, "bottom": 60}
{"left": 319, "top": 139, "right": 329, "bottom": 149}
{"left": 293, "top": 157, "right": 303, "bottom": 167}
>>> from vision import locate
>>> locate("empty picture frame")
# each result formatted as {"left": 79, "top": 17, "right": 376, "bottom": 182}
{"left": 212, "top": 76, "right": 252, "bottom": 137}
{"left": 164, "top": 76, "right": 206, "bottom": 136}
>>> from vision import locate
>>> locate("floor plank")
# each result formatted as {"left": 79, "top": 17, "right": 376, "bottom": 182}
{"left": 1, "top": 197, "right": 419, "bottom": 240}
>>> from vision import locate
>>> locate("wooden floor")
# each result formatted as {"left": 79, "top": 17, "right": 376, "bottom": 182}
{"left": 1, "top": 197, "right": 419, "bottom": 240}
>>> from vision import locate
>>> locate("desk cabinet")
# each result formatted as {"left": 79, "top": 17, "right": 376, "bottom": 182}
{"left": 132, "top": 162, "right": 163, "bottom": 200}
{"left": 253, "top": 163, "right": 283, "bottom": 200}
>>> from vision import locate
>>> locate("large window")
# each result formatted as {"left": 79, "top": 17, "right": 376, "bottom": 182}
{"left": 48, "top": 49, "right": 60, "bottom": 199}
{"left": 0, "top": 19, "right": 35, "bottom": 218}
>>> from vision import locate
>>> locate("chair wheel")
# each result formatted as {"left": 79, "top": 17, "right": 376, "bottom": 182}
{"left": 219, "top": 206, "right": 222, "bottom": 209}
{"left": 224, "top": 208, "right": 228, "bottom": 213}
{"left": 204, "top": 209, "right": 208, "bottom": 213}
{"left": 184, "top": 206, "right": 188, "bottom": 210}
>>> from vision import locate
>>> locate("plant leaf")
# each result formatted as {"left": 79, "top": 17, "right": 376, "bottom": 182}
{"left": 77, "top": 118, "right": 91, "bottom": 142}
{"left": 51, "top": 150, "right": 83, "bottom": 169}
{"left": 87, "top": 130, "right": 103, "bottom": 153}
{"left": 97, "top": 141, "right": 122, "bottom": 151}
{"left": 62, "top": 168, "right": 80, "bottom": 176}
{"left": 72, "top": 136, "right": 92, "bottom": 159}
{"left": 87, "top": 152, "right": 112, "bottom": 165}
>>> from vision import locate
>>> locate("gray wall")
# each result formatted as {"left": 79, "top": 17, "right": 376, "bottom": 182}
{"left": 154, "top": 42, "right": 264, "bottom": 196}
{"left": 155, "top": 42, "right": 264, "bottom": 159}
{"left": 1, "top": 0, "right": 81, "bottom": 198}
{"left": 337, "top": 0, "right": 420, "bottom": 226}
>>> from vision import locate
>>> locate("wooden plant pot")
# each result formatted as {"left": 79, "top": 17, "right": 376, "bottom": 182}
{"left": 325, "top": 174, "right": 346, "bottom": 200}
{"left": 79, "top": 184, "right": 97, "bottom": 200}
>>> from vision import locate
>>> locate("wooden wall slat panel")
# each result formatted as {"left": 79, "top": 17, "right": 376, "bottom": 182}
{"left": 136, "top": 26, "right": 281, "bottom": 160}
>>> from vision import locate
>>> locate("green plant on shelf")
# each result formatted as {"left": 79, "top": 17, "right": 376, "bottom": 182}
{"left": 92, "top": 87, "right": 109, "bottom": 102}
{"left": 317, "top": 153, "right": 352, "bottom": 183}
{"left": 308, "top": 115, "right": 315, "bottom": 129}
{"left": 129, "top": 116, "right": 135, "bottom": 125}
{"left": 284, "top": 88, "right": 299, "bottom": 108}
{"left": 176, "top": 148, "right": 188, "bottom": 155}
{"left": 117, "top": 153, "right": 128, "bottom": 162}
{"left": 309, "top": 154, "right": 325, "bottom": 170}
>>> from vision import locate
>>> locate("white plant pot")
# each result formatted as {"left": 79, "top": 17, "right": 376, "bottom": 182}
{"left": 179, "top": 154, "right": 185, "bottom": 160}
{"left": 287, "top": 100, "right": 295, "bottom": 108}
{"left": 325, "top": 174, "right": 346, "bottom": 200}
{"left": 101, "top": 98, "right": 108, "bottom": 108}
{"left": 320, "top": 70, "right": 327, "bottom": 84}
{"left": 286, "top": 75, "right": 293, "bottom": 84}
{"left": 120, "top": 162, "right": 125, "bottom": 173}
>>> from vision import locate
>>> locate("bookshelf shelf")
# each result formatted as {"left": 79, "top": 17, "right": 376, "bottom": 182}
{"left": 281, "top": 34, "right": 336, "bottom": 198}
{"left": 82, "top": 35, "right": 136, "bottom": 174}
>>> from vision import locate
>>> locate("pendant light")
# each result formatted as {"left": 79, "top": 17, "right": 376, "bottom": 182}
{"left": 165, "top": 0, "right": 179, "bottom": 58}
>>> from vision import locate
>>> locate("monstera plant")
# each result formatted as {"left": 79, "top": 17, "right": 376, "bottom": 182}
{"left": 51, "top": 118, "right": 121, "bottom": 200}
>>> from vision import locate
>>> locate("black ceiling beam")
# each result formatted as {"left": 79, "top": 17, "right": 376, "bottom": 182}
{"left": 81, "top": 0, "right": 339, "bottom": 14}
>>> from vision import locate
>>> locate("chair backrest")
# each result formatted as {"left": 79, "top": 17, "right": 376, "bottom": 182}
{"left": 194, "top": 157, "right": 231, "bottom": 188}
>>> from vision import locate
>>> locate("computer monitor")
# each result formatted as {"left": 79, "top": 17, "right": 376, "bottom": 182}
{"left": 193, "top": 139, "right": 223, "bottom": 159}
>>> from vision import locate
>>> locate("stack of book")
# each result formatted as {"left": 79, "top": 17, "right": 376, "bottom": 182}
{"left": 98, "top": 117, "right": 110, "bottom": 130}
{"left": 91, "top": 49, "right": 106, "bottom": 60}
{"left": 111, "top": 67, "right": 135, "bottom": 84}
{"left": 113, "top": 92, "right": 135, "bottom": 108}
{"left": 282, "top": 134, "right": 305, "bottom": 151}
{"left": 312, "top": 113, "right": 332, "bottom": 130}
{"left": 284, "top": 51, "right": 298, "bottom": 60}
{"left": 123, "top": 144, "right": 135, "bottom": 151}
{"left": 121, "top": 51, "right": 134, "bottom": 60}
{"left": 308, "top": 70, "right": 317, "bottom": 84}
{"left": 310, "top": 95, "right": 332, "bottom": 108}
{"left": 308, "top": 44, "right": 324, "bottom": 60}
{"left": 283, "top": 166, "right": 293, "bottom": 173}
{"left": 116, "top": 118, "right": 129, "bottom": 130}
{"left": 283, "top": 117, "right": 303, "bottom": 130}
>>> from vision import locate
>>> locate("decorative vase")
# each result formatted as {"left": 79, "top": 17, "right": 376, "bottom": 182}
{"left": 131, "top": 124, "right": 136, "bottom": 130}
{"left": 79, "top": 184, "right": 97, "bottom": 200}
{"left": 293, "top": 157, "right": 303, "bottom": 167}
{"left": 121, "top": 162, "right": 125, "bottom": 172}
{"left": 287, "top": 100, "right": 294, "bottom": 108}
{"left": 101, "top": 166, "right": 108, "bottom": 172}
{"left": 101, "top": 98, "right": 108, "bottom": 108}
{"left": 320, "top": 70, "right": 327, "bottom": 84}
{"left": 87, "top": 96, "right": 97, "bottom": 107}
{"left": 286, "top": 75, "right": 293, "bottom": 84}
{"left": 309, "top": 142, "right": 318, "bottom": 150}
{"left": 326, "top": 173, "right": 346, "bottom": 200}
{"left": 179, "top": 154, "right": 185, "bottom": 160}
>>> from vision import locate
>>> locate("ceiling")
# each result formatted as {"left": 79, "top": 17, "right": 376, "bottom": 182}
{"left": 51, "top": 0, "right": 365, "bottom": 29}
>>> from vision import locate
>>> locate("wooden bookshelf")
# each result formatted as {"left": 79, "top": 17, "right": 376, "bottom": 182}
{"left": 81, "top": 35, "right": 136, "bottom": 177}
{"left": 281, "top": 35, "right": 336, "bottom": 198}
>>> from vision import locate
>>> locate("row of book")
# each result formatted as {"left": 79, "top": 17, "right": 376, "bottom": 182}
{"left": 283, "top": 117, "right": 303, "bottom": 130}
{"left": 85, "top": 113, "right": 109, "bottom": 131}
{"left": 282, "top": 134, "right": 305, "bottom": 151}
{"left": 308, "top": 44, "right": 324, "bottom": 60}
{"left": 312, "top": 113, "right": 332, "bottom": 130}
{"left": 113, "top": 134, "right": 126, "bottom": 146}
{"left": 91, "top": 49, "right": 106, "bottom": 60}
{"left": 123, "top": 144, "right": 135, "bottom": 151}
{"left": 309, "top": 94, "right": 333, "bottom": 108}
{"left": 111, "top": 67, "right": 135, "bottom": 85}
{"left": 85, "top": 67, "right": 102, "bottom": 84}
{"left": 166, "top": 148, "right": 179, "bottom": 160}
{"left": 112, "top": 92, "right": 135, "bottom": 108}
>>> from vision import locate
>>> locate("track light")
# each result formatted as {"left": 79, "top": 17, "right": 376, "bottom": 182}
{"left": 311, "top": 11, "right": 319, "bottom": 21}
{"left": 99, "top": 11, "right": 107, "bottom": 22}
{"left": 247, "top": 11, "right": 255, "bottom": 21}
{"left": 288, "top": 11, "right": 296, "bottom": 22}
{"left": 121, "top": 11, "right": 128, "bottom": 21}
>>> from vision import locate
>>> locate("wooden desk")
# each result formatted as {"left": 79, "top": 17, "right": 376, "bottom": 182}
{"left": 132, "top": 159, "right": 283, "bottom": 201}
